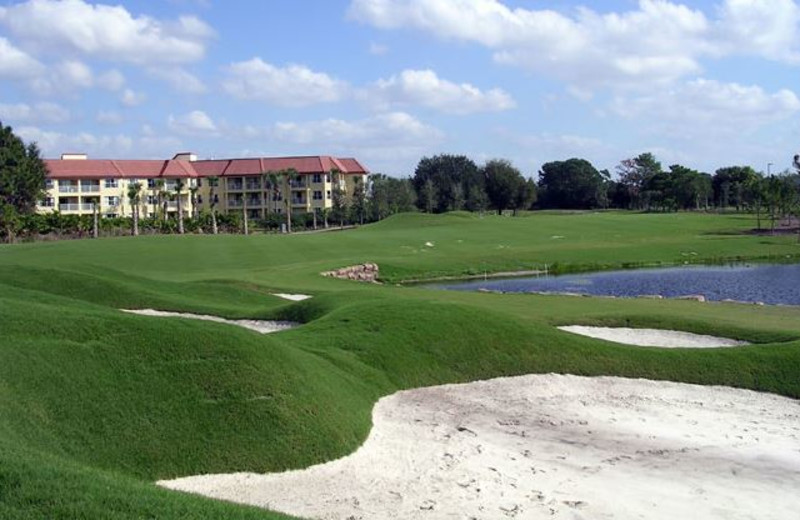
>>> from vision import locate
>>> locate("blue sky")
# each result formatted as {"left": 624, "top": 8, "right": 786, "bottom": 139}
{"left": 1, "top": 0, "right": 798, "bottom": 177}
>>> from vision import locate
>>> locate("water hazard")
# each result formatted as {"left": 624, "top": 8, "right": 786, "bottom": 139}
{"left": 425, "top": 263, "right": 800, "bottom": 305}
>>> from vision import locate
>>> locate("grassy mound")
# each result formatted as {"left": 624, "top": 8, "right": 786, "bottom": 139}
{"left": 0, "top": 212, "right": 798, "bottom": 518}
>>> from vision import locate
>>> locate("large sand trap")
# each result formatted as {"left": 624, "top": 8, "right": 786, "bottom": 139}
{"left": 159, "top": 374, "right": 800, "bottom": 519}
{"left": 558, "top": 325, "right": 749, "bottom": 348}
{"left": 121, "top": 309, "right": 297, "bottom": 334}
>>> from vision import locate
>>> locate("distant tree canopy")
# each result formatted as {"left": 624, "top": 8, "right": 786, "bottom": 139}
{"left": 483, "top": 159, "right": 534, "bottom": 214}
{"left": 411, "top": 154, "right": 483, "bottom": 213}
{"left": 712, "top": 166, "right": 760, "bottom": 210}
{"left": 537, "top": 158, "right": 608, "bottom": 209}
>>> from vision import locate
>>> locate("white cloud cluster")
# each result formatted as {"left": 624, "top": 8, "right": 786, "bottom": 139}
{"left": 0, "top": 101, "right": 70, "bottom": 124}
{"left": 272, "top": 111, "right": 443, "bottom": 147}
{"left": 348, "top": 0, "right": 800, "bottom": 89}
{"left": 0, "top": 0, "right": 214, "bottom": 65}
{"left": 148, "top": 67, "right": 207, "bottom": 94}
{"left": 363, "top": 69, "right": 515, "bottom": 114}
{"left": 0, "top": 37, "right": 43, "bottom": 79}
{"left": 167, "top": 110, "right": 217, "bottom": 136}
{"left": 17, "top": 124, "right": 182, "bottom": 158}
{"left": 612, "top": 79, "right": 800, "bottom": 136}
{"left": 222, "top": 58, "right": 348, "bottom": 107}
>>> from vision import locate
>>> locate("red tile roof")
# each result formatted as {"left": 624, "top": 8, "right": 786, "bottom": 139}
{"left": 44, "top": 155, "right": 369, "bottom": 180}
{"left": 44, "top": 159, "right": 198, "bottom": 179}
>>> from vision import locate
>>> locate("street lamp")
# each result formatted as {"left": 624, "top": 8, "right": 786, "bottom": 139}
{"left": 767, "top": 162, "right": 773, "bottom": 176}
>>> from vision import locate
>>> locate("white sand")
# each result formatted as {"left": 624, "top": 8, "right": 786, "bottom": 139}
{"left": 558, "top": 325, "right": 749, "bottom": 348}
{"left": 158, "top": 374, "right": 800, "bottom": 519}
{"left": 271, "top": 293, "right": 313, "bottom": 301}
{"left": 121, "top": 309, "right": 297, "bottom": 334}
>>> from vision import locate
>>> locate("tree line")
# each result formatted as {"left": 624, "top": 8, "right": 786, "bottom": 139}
{"left": 398, "top": 153, "right": 800, "bottom": 229}
{"left": 1, "top": 119, "right": 799, "bottom": 242}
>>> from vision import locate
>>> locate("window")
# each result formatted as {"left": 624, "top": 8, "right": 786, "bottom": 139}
{"left": 104, "top": 178, "right": 118, "bottom": 188}
{"left": 147, "top": 195, "right": 157, "bottom": 205}
{"left": 326, "top": 190, "right": 331, "bottom": 200}
{"left": 106, "top": 196, "right": 120, "bottom": 206}
{"left": 147, "top": 179, "right": 156, "bottom": 188}
{"left": 313, "top": 190, "right": 323, "bottom": 200}
{"left": 106, "top": 213, "right": 118, "bottom": 219}
{"left": 312, "top": 174, "right": 322, "bottom": 183}
{"left": 41, "top": 197, "right": 54, "bottom": 207}
{"left": 326, "top": 174, "right": 331, "bottom": 182}
{"left": 45, "top": 179, "right": 53, "bottom": 189}
{"left": 196, "top": 178, "right": 203, "bottom": 188}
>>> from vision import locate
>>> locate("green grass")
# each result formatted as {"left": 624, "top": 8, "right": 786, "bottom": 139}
{"left": 0, "top": 211, "right": 798, "bottom": 518}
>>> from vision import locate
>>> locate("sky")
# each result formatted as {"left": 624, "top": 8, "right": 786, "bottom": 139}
{"left": 0, "top": 0, "right": 798, "bottom": 177}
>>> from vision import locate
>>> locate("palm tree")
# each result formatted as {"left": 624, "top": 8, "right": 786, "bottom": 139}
{"left": 175, "top": 178, "right": 185, "bottom": 235}
{"left": 127, "top": 181, "right": 142, "bottom": 236}
{"left": 242, "top": 191, "right": 249, "bottom": 235}
{"left": 153, "top": 179, "right": 166, "bottom": 221}
{"left": 284, "top": 168, "right": 300, "bottom": 233}
{"left": 189, "top": 185, "right": 199, "bottom": 220}
{"left": 208, "top": 176, "right": 219, "bottom": 235}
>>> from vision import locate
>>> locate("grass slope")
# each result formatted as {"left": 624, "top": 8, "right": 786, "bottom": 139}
{"left": 0, "top": 212, "right": 798, "bottom": 518}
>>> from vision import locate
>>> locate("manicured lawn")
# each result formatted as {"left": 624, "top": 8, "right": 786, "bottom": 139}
{"left": 0, "top": 211, "right": 798, "bottom": 518}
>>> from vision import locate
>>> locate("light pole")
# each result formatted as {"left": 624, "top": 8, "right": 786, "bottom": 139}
{"left": 767, "top": 162, "right": 773, "bottom": 176}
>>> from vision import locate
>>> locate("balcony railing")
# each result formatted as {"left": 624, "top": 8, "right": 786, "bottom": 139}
{"left": 59, "top": 186, "right": 79, "bottom": 193}
{"left": 80, "top": 185, "right": 101, "bottom": 193}
{"left": 289, "top": 180, "right": 308, "bottom": 189}
{"left": 59, "top": 203, "right": 80, "bottom": 211}
{"left": 245, "top": 181, "right": 262, "bottom": 191}
{"left": 227, "top": 182, "right": 244, "bottom": 191}
{"left": 228, "top": 199, "right": 243, "bottom": 208}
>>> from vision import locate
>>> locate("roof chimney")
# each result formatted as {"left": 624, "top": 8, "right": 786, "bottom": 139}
{"left": 61, "top": 153, "right": 87, "bottom": 160}
{"left": 173, "top": 152, "right": 197, "bottom": 162}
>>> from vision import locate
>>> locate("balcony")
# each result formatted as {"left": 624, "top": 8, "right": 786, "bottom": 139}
{"left": 227, "top": 181, "right": 244, "bottom": 191}
{"left": 289, "top": 180, "right": 308, "bottom": 189}
{"left": 227, "top": 199, "right": 243, "bottom": 208}
{"left": 80, "top": 184, "right": 101, "bottom": 193}
{"left": 245, "top": 180, "right": 262, "bottom": 191}
{"left": 59, "top": 185, "right": 79, "bottom": 193}
{"left": 59, "top": 203, "right": 80, "bottom": 212}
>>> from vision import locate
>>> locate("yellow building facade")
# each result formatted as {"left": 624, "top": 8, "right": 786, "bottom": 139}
{"left": 40, "top": 153, "right": 369, "bottom": 220}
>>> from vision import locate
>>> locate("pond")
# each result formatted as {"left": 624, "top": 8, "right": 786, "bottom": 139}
{"left": 424, "top": 263, "right": 800, "bottom": 305}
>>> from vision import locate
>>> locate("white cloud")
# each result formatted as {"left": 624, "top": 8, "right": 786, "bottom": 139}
{"left": 362, "top": 69, "right": 515, "bottom": 114}
{"left": 16, "top": 125, "right": 183, "bottom": 158}
{"left": 120, "top": 88, "right": 145, "bottom": 107}
{"left": 97, "top": 69, "right": 125, "bottom": 91}
{"left": 222, "top": 58, "right": 348, "bottom": 107}
{"left": 167, "top": 110, "right": 218, "bottom": 136}
{"left": 348, "top": 0, "right": 800, "bottom": 91}
{"left": 369, "top": 42, "right": 388, "bottom": 55}
{"left": 0, "top": 0, "right": 214, "bottom": 65}
{"left": 96, "top": 110, "right": 123, "bottom": 125}
{"left": 29, "top": 59, "right": 97, "bottom": 95}
{"left": 148, "top": 67, "right": 207, "bottom": 94}
{"left": 0, "top": 36, "right": 44, "bottom": 79}
{"left": 271, "top": 112, "right": 444, "bottom": 174}
{"left": 611, "top": 79, "right": 800, "bottom": 135}
{"left": 0, "top": 101, "right": 70, "bottom": 124}
{"left": 717, "top": 0, "right": 800, "bottom": 63}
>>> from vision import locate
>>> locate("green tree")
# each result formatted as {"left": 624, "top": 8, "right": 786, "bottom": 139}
{"left": 538, "top": 158, "right": 606, "bottom": 209}
{"left": 483, "top": 159, "right": 526, "bottom": 214}
{"left": 0, "top": 122, "right": 47, "bottom": 242}
{"left": 412, "top": 154, "right": 483, "bottom": 213}
{"left": 174, "top": 178, "right": 185, "bottom": 234}
{"left": 330, "top": 169, "right": 348, "bottom": 228}
{"left": 126, "top": 181, "right": 142, "bottom": 236}
{"left": 713, "top": 166, "right": 759, "bottom": 211}
{"left": 616, "top": 153, "right": 662, "bottom": 209}
{"left": 351, "top": 176, "right": 367, "bottom": 225}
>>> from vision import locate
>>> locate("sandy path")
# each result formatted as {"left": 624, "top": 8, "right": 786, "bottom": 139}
{"left": 121, "top": 309, "right": 297, "bottom": 334}
{"left": 159, "top": 374, "right": 800, "bottom": 519}
{"left": 558, "top": 326, "right": 749, "bottom": 348}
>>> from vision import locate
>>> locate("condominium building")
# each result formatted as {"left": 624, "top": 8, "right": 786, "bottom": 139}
{"left": 39, "top": 153, "right": 369, "bottom": 219}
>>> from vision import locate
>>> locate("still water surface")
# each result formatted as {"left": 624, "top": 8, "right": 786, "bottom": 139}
{"left": 426, "top": 263, "right": 800, "bottom": 305}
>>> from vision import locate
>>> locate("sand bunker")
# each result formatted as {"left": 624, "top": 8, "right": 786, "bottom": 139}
{"left": 271, "top": 293, "right": 312, "bottom": 301}
{"left": 121, "top": 309, "right": 297, "bottom": 334}
{"left": 159, "top": 374, "right": 800, "bottom": 519}
{"left": 558, "top": 325, "right": 749, "bottom": 348}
